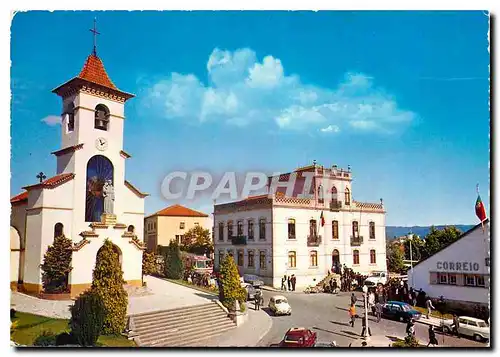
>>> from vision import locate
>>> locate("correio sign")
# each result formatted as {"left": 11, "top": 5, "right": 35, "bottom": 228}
{"left": 437, "top": 261, "right": 480, "bottom": 272}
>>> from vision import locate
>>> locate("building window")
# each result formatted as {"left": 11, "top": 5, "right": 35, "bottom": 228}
{"left": 345, "top": 187, "right": 351, "bottom": 206}
{"left": 219, "top": 250, "right": 224, "bottom": 265}
{"left": 127, "top": 225, "right": 135, "bottom": 233}
{"left": 449, "top": 274, "right": 457, "bottom": 285}
{"left": 288, "top": 218, "right": 296, "bottom": 239}
{"left": 353, "top": 250, "right": 360, "bottom": 265}
{"left": 369, "top": 222, "right": 375, "bottom": 239}
{"left": 218, "top": 222, "right": 224, "bottom": 241}
{"left": 248, "top": 251, "right": 254, "bottom": 268}
{"left": 54, "top": 222, "right": 64, "bottom": 238}
{"left": 310, "top": 251, "right": 318, "bottom": 267}
{"left": 228, "top": 221, "right": 234, "bottom": 238}
{"left": 175, "top": 235, "right": 181, "bottom": 245}
{"left": 370, "top": 249, "right": 376, "bottom": 264}
{"left": 332, "top": 220, "right": 339, "bottom": 239}
{"left": 309, "top": 219, "right": 317, "bottom": 238}
{"left": 439, "top": 273, "right": 448, "bottom": 284}
{"left": 465, "top": 274, "right": 475, "bottom": 286}
{"left": 237, "top": 220, "right": 243, "bottom": 236}
{"left": 237, "top": 250, "right": 244, "bottom": 267}
{"left": 259, "top": 251, "right": 266, "bottom": 269}
{"left": 179, "top": 222, "right": 185, "bottom": 230}
{"left": 67, "top": 103, "right": 75, "bottom": 132}
{"left": 352, "top": 221, "right": 359, "bottom": 238}
{"left": 318, "top": 185, "right": 324, "bottom": 204}
{"left": 331, "top": 186, "right": 338, "bottom": 203}
{"left": 288, "top": 251, "right": 297, "bottom": 268}
{"left": 248, "top": 220, "right": 254, "bottom": 240}
{"left": 94, "top": 104, "right": 110, "bottom": 131}
{"left": 476, "top": 275, "right": 485, "bottom": 287}
{"left": 259, "top": 218, "right": 266, "bottom": 240}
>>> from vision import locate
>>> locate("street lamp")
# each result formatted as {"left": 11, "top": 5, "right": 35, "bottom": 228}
{"left": 407, "top": 232, "right": 414, "bottom": 287}
{"left": 362, "top": 284, "right": 369, "bottom": 340}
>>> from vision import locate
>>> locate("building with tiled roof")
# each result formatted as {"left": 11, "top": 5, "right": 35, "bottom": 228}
{"left": 214, "top": 162, "right": 387, "bottom": 289}
{"left": 144, "top": 205, "right": 211, "bottom": 253}
{"left": 10, "top": 27, "right": 148, "bottom": 298}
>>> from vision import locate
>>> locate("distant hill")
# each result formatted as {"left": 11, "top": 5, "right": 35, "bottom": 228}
{"left": 386, "top": 225, "right": 475, "bottom": 240}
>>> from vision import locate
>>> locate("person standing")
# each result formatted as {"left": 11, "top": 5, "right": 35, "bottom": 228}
{"left": 351, "top": 293, "right": 357, "bottom": 306}
{"left": 361, "top": 315, "right": 372, "bottom": 337}
{"left": 287, "top": 275, "right": 291, "bottom": 291}
{"left": 332, "top": 279, "right": 338, "bottom": 293}
{"left": 291, "top": 274, "right": 296, "bottom": 291}
{"left": 281, "top": 275, "right": 287, "bottom": 291}
{"left": 254, "top": 289, "right": 262, "bottom": 310}
{"left": 451, "top": 314, "right": 460, "bottom": 338}
{"left": 349, "top": 303, "right": 356, "bottom": 327}
{"left": 425, "top": 297, "right": 435, "bottom": 319}
{"left": 427, "top": 325, "right": 438, "bottom": 347}
{"left": 375, "top": 301, "right": 382, "bottom": 323}
{"left": 368, "top": 290, "right": 375, "bottom": 314}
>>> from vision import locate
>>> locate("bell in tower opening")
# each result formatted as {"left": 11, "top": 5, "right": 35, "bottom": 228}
{"left": 94, "top": 104, "right": 110, "bottom": 131}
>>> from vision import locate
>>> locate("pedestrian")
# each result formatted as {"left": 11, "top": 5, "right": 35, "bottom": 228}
{"left": 427, "top": 325, "right": 438, "bottom": 347}
{"left": 451, "top": 314, "right": 460, "bottom": 338}
{"left": 332, "top": 279, "right": 338, "bottom": 293}
{"left": 375, "top": 302, "right": 382, "bottom": 323}
{"left": 287, "top": 275, "right": 291, "bottom": 291}
{"left": 291, "top": 274, "right": 296, "bottom": 291}
{"left": 368, "top": 290, "right": 375, "bottom": 314}
{"left": 281, "top": 275, "right": 287, "bottom": 291}
{"left": 361, "top": 314, "right": 372, "bottom": 337}
{"left": 425, "top": 297, "right": 435, "bottom": 319}
{"left": 351, "top": 292, "right": 357, "bottom": 306}
{"left": 349, "top": 303, "right": 356, "bottom": 327}
{"left": 406, "top": 318, "right": 415, "bottom": 337}
{"left": 254, "top": 289, "right": 262, "bottom": 310}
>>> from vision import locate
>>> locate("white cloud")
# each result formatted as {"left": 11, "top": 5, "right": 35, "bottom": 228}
{"left": 142, "top": 48, "right": 416, "bottom": 133}
{"left": 41, "top": 115, "right": 61, "bottom": 126}
{"left": 320, "top": 125, "right": 340, "bottom": 133}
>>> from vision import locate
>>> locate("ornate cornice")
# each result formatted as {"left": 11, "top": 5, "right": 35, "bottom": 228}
{"left": 79, "top": 230, "right": 99, "bottom": 238}
{"left": 51, "top": 144, "right": 84, "bottom": 157}
{"left": 72, "top": 238, "right": 90, "bottom": 251}
{"left": 129, "top": 236, "right": 145, "bottom": 250}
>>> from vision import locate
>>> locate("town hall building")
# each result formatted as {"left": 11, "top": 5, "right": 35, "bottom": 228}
{"left": 10, "top": 44, "right": 148, "bottom": 298}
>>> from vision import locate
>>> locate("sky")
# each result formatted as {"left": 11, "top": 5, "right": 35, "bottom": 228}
{"left": 10, "top": 11, "right": 490, "bottom": 226}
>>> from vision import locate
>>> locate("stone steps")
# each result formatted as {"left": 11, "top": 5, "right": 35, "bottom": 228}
{"left": 128, "top": 302, "right": 236, "bottom": 347}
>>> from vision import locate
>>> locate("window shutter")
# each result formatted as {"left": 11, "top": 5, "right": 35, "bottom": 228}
{"left": 429, "top": 272, "right": 438, "bottom": 285}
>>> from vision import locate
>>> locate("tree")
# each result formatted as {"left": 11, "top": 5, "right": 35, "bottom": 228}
{"left": 69, "top": 289, "right": 105, "bottom": 346}
{"left": 386, "top": 242, "right": 405, "bottom": 273}
{"left": 181, "top": 226, "right": 214, "bottom": 256}
{"left": 403, "top": 235, "right": 425, "bottom": 262}
{"left": 421, "top": 226, "right": 462, "bottom": 260}
{"left": 91, "top": 239, "right": 128, "bottom": 334}
{"left": 40, "top": 235, "right": 73, "bottom": 293}
{"left": 142, "top": 251, "right": 156, "bottom": 276}
{"left": 164, "top": 241, "right": 184, "bottom": 279}
{"left": 219, "top": 255, "right": 246, "bottom": 311}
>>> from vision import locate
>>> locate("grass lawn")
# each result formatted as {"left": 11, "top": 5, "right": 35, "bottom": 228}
{"left": 11, "top": 311, "right": 135, "bottom": 347}
{"left": 412, "top": 306, "right": 453, "bottom": 320}
{"left": 163, "top": 278, "right": 218, "bottom": 296}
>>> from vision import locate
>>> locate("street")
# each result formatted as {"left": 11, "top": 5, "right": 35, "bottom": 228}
{"left": 256, "top": 289, "right": 487, "bottom": 348}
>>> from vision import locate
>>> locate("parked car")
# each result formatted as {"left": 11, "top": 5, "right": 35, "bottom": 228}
{"left": 243, "top": 283, "right": 257, "bottom": 300}
{"left": 243, "top": 274, "right": 264, "bottom": 287}
{"left": 268, "top": 295, "right": 292, "bottom": 316}
{"left": 364, "top": 271, "right": 388, "bottom": 286}
{"left": 382, "top": 301, "right": 422, "bottom": 322}
{"left": 441, "top": 316, "right": 490, "bottom": 342}
{"left": 314, "top": 341, "right": 337, "bottom": 347}
{"left": 279, "top": 327, "right": 317, "bottom": 347}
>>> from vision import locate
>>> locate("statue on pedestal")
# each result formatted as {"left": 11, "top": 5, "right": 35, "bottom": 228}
{"left": 103, "top": 180, "right": 115, "bottom": 215}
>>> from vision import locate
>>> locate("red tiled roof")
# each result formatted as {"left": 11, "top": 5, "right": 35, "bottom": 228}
{"left": 22, "top": 173, "right": 75, "bottom": 191}
{"left": 353, "top": 200, "right": 384, "bottom": 210}
{"left": 243, "top": 194, "right": 270, "bottom": 201}
{"left": 151, "top": 204, "right": 208, "bottom": 218}
{"left": 10, "top": 191, "right": 28, "bottom": 204}
{"left": 125, "top": 180, "right": 149, "bottom": 198}
{"left": 78, "top": 54, "right": 117, "bottom": 90}
{"left": 51, "top": 144, "right": 84, "bottom": 157}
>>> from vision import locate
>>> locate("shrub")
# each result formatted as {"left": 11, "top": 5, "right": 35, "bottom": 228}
{"left": 164, "top": 241, "right": 184, "bottom": 279}
{"left": 10, "top": 308, "right": 16, "bottom": 319}
{"left": 69, "top": 290, "right": 105, "bottom": 346}
{"left": 142, "top": 251, "right": 156, "bottom": 276}
{"left": 219, "top": 255, "right": 247, "bottom": 311}
{"left": 33, "top": 331, "right": 57, "bottom": 347}
{"left": 40, "top": 235, "right": 73, "bottom": 293}
{"left": 91, "top": 239, "right": 128, "bottom": 334}
{"left": 392, "top": 335, "right": 420, "bottom": 348}
{"left": 55, "top": 332, "right": 76, "bottom": 346}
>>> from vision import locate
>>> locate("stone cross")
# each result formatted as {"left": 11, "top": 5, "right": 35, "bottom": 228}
{"left": 89, "top": 17, "right": 100, "bottom": 55}
{"left": 36, "top": 172, "right": 46, "bottom": 183}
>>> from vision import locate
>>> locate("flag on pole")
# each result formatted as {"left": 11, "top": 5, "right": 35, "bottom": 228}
{"left": 475, "top": 187, "right": 487, "bottom": 222}
{"left": 320, "top": 211, "right": 325, "bottom": 227}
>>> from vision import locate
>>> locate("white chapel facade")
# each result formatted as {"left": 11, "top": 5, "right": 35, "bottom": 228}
{"left": 10, "top": 47, "right": 148, "bottom": 298}
{"left": 213, "top": 163, "right": 387, "bottom": 289}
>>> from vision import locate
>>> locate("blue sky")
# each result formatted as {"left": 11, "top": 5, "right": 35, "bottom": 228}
{"left": 10, "top": 11, "right": 490, "bottom": 226}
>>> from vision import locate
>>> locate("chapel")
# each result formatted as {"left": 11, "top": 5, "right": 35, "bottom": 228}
{"left": 10, "top": 36, "right": 148, "bottom": 298}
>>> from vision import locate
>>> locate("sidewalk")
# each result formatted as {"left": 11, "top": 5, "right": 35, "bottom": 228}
{"left": 416, "top": 315, "right": 443, "bottom": 328}
{"left": 261, "top": 285, "right": 302, "bottom": 294}
{"left": 200, "top": 302, "right": 273, "bottom": 347}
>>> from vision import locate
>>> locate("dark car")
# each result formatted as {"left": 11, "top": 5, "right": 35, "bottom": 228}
{"left": 243, "top": 283, "right": 257, "bottom": 300}
{"left": 243, "top": 274, "right": 265, "bottom": 288}
{"left": 279, "top": 327, "right": 317, "bottom": 348}
{"left": 382, "top": 301, "right": 422, "bottom": 322}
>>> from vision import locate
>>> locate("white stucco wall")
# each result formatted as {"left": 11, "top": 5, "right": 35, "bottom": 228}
{"left": 408, "top": 223, "right": 490, "bottom": 304}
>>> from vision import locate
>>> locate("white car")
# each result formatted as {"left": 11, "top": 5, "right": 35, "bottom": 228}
{"left": 441, "top": 316, "right": 490, "bottom": 342}
{"left": 268, "top": 295, "right": 292, "bottom": 316}
{"left": 364, "top": 271, "right": 388, "bottom": 286}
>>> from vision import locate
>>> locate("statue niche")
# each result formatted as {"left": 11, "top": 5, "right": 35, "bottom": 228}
{"left": 85, "top": 155, "right": 114, "bottom": 222}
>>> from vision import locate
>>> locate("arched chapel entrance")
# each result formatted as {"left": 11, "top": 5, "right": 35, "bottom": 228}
{"left": 332, "top": 249, "right": 340, "bottom": 273}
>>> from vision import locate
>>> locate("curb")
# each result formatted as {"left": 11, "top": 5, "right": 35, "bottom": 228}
{"left": 255, "top": 311, "right": 274, "bottom": 347}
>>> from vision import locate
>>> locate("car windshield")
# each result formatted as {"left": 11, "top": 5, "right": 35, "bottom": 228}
{"left": 285, "top": 335, "right": 302, "bottom": 343}
{"left": 477, "top": 321, "right": 487, "bottom": 328}
{"left": 275, "top": 299, "right": 287, "bottom": 304}
{"left": 401, "top": 304, "right": 412, "bottom": 312}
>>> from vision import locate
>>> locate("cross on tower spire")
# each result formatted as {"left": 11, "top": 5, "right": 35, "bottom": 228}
{"left": 36, "top": 172, "right": 46, "bottom": 183}
{"left": 89, "top": 17, "right": 100, "bottom": 56}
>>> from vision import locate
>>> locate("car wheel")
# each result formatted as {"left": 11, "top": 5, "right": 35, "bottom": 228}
{"left": 443, "top": 326, "right": 450, "bottom": 334}
{"left": 473, "top": 334, "right": 483, "bottom": 342}
{"left": 399, "top": 316, "right": 404, "bottom": 322}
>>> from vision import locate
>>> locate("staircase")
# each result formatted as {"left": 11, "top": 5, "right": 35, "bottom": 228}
{"left": 317, "top": 273, "right": 341, "bottom": 288}
{"left": 128, "top": 302, "right": 236, "bottom": 347}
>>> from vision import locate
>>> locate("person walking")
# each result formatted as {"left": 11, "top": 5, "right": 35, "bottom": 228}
{"left": 451, "top": 314, "right": 460, "bottom": 338}
{"left": 375, "top": 301, "right": 382, "bottom": 323}
{"left": 360, "top": 314, "right": 372, "bottom": 337}
{"left": 281, "top": 275, "right": 287, "bottom": 291}
{"left": 425, "top": 297, "right": 435, "bottom": 319}
{"left": 287, "top": 275, "right": 292, "bottom": 291}
{"left": 427, "top": 325, "right": 438, "bottom": 347}
{"left": 351, "top": 292, "right": 357, "bottom": 306}
{"left": 349, "top": 303, "right": 356, "bottom": 328}
{"left": 254, "top": 289, "right": 262, "bottom": 311}
{"left": 291, "top": 274, "right": 296, "bottom": 291}
{"left": 368, "top": 290, "right": 375, "bottom": 315}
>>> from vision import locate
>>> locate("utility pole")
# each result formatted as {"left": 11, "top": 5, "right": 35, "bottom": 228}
{"left": 408, "top": 231, "right": 414, "bottom": 287}
{"left": 362, "top": 284, "right": 369, "bottom": 340}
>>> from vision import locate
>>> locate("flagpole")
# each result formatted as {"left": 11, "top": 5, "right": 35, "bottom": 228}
{"left": 477, "top": 184, "right": 485, "bottom": 233}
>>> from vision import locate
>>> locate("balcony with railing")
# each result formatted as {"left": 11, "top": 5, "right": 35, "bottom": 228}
{"left": 231, "top": 235, "right": 247, "bottom": 245}
{"left": 350, "top": 235, "right": 364, "bottom": 246}
{"left": 307, "top": 234, "right": 322, "bottom": 247}
{"left": 329, "top": 200, "right": 342, "bottom": 211}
